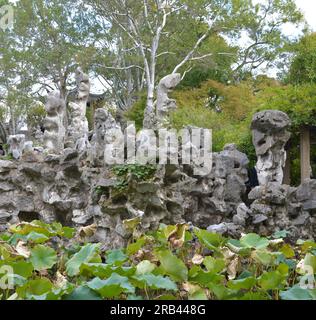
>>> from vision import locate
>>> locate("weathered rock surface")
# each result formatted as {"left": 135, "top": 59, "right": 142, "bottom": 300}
{"left": 89, "top": 108, "right": 121, "bottom": 166}
{"left": 296, "top": 179, "right": 316, "bottom": 214}
{"left": 143, "top": 73, "right": 181, "bottom": 129}
{"left": 251, "top": 110, "right": 291, "bottom": 185}
{"left": 66, "top": 68, "right": 90, "bottom": 152}
{"left": 43, "top": 91, "right": 67, "bottom": 153}
{"left": 0, "top": 141, "right": 251, "bottom": 248}
{"left": 156, "top": 73, "right": 181, "bottom": 129}
{"left": 2, "top": 92, "right": 316, "bottom": 248}
{"left": 7, "top": 134, "right": 26, "bottom": 160}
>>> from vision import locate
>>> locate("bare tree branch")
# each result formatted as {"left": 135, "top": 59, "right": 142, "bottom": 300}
{"left": 143, "top": 0, "right": 154, "bottom": 34}
{"left": 172, "top": 30, "right": 211, "bottom": 74}
{"left": 156, "top": 51, "right": 176, "bottom": 58}
{"left": 181, "top": 67, "right": 192, "bottom": 81}
{"left": 99, "top": 65, "right": 145, "bottom": 71}
{"left": 190, "top": 53, "right": 213, "bottom": 61}
{"left": 233, "top": 41, "right": 267, "bottom": 73}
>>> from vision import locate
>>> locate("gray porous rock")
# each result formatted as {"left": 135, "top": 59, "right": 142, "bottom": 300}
{"left": 233, "top": 203, "right": 250, "bottom": 226}
{"left": 296, "top": 179, "right": 316, "bottom": 214}
{"left": 1, "top": 77, "right": 316, "bottom": 250}
{"left": 156, "top": 73, "right": 181, "bottom": 129}
{"left": 7, "top": 134, "right": 26, "bottom": 159}
{"left": 66, "top": 68, "right": 90, "bottom": 152}
{"left": 186, "top": 143, "right": 249, "bottom": 228}
{"left": 43, "top": 91, "right": 66, "bottom": 154}
{"left": 251, "top": 110, "right": 291, "bottom": 186}
{"left": 247, "top": 181, "right": 312, "bottom": 239}
{"left": 89, "top": 108, "right": 121, "bottom": 166}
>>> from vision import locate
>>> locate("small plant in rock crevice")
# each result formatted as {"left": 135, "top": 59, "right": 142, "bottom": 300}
{"left": 111, "top": 164, "right": 157, "bottom": 191}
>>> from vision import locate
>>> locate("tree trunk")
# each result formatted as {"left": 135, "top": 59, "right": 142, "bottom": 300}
{"left": 126, "top": 68, "right": 133, "bottom": 110}
{"left": 143, "top": 46, "right": 157, "bottom": 129}
{"left": 143, "top": 83, "right": 155, "bottom": 129}
{"left": 9, "top": 106, "right": 16, "bottom": 135}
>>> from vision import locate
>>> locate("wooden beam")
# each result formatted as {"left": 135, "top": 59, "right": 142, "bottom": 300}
{"left": 300, "top": 126, "right": 311, "bottom": 183}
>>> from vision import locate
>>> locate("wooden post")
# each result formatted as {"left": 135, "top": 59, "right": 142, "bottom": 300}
{"left": 300, "top": 126, "right": 311, "bottom": 183}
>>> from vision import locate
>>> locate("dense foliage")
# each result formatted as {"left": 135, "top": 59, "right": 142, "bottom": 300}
{"left": 0, "top": 0, "right": 305, "bottom": 132}
{"left": 0, "top": 220, "right": 315, "bottom": 300}
{"left": 287, "top": 33, "right": 316, "bottom": 85}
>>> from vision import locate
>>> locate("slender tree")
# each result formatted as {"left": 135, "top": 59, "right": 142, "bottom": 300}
{"left": 86, "top": 0, "right": 303, "bottom": 128}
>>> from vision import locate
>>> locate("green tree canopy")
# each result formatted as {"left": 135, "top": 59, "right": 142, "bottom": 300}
{"left": 287, "top": 32, "right": 316, "bottom": 85}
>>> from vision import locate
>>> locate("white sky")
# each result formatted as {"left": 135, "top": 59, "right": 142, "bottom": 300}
{"left": 295, "top": 0, "right": 316, "bottom": 30}
{"left": 254, "top": 0, "right": 316, "bottom": 77}
{"left": 254, "top": 0, "right": 316, "bottom": 38}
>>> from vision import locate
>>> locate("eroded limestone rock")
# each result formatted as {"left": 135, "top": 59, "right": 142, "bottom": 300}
{"left": 246, "top": 182, "right": 313, "bottom": 239}
{"left": 89, "top": 108, "right": 121, "bottom": 166}
{"left": 156, "top": 73, "right": 181, "bottom": 129}
{"left": 251, "top": 110, "right": 291, "bottom": 185}
{"left": 188, "top": 144, "right": 249, "bottom": 227}
{"left": 2, "top": 101, "right": 316, "bottom": 248}
{"left": 43, "top": 91, "right": 66, "bottom": 154}
{"left": 143, "top": 73, "right": 181, "bottom": 129}
{"left": 296, "top": 179, "right": 316, "bottom": 214}
{"left": 7, "top": 134, "right": 25, "bottom": 159}
{"left": 67, "top": 68, "right": 90, "bottom": 152}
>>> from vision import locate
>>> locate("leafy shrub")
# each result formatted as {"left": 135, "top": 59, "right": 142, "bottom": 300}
{"left": 169, "top": 80, "right": 258, "bottom": 156}
{"left": 0, "top": 144, "right": 13, "bottom": 160}
{"left": 256, "top": 84, "right": 316, "bottom": 129}
{"left": 0, "top": 220, "right": 315, "bottom": 300}
{"left": 124, "top": 94, "right": 147, "bottom": 131}
{"left": 26, "top": 102, "right": 46, "bottom": 130}
{"left": 112, "top": 164, "right": 157, "bottom": 181}
{"left": 110, "top": 164, "right": 157, "bottom": 191}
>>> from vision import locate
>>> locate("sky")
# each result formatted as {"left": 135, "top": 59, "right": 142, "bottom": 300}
{"left": 253, "top": 0, "right": 316, "bottom": 38}
{"left": 295, "top": 0, "right": 316, "bottom": 30}
{"left": 254, "top": 0, "right": 316, "bottom": 77}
